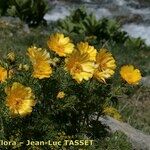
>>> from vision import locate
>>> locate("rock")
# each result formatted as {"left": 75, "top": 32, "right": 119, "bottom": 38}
{"left": 0, "top": 16, "right": 30, "bottom": 34}
{"left": 136, "top": 0, "right": 150, "bottom": 8}
{"left": 0, "top": 16, "right": 22, "bottom": 26}
{"left": 98, "top": 116, "right": 150, "bottom": 150}
{"left": 141, "top": 76, "right": 150, "bottom": 87}
{"left": 23, "top": 24, "right": 30, "bottom": 34}
{"left": 126, "top": 1, "right": 141, "bottom": 9}
{"left": 116, "top": 14, "right": 143, "bottom": 24}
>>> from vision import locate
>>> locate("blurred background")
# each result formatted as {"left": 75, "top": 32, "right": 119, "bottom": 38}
{"left": 45, "top": 0, "right": 150, "bottom": 45}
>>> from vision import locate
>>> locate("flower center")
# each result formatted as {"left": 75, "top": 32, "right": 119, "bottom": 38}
{"left": 56, "top": 45, "right": 64, "bottom": 53}
{"left": 73, "top": 63, "right": 82, "bottom": 73}
{"left": 98, "top": 65, "right": 104, "bottom": 71}
{"left": 12, "top": 98, "right": 23, "bottom": 108}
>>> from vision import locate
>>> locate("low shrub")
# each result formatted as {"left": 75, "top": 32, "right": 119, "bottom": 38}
{"left": 7, "top": 0, "right": 49, "bottom": 26}
{"left": 57, "top": 8, "right": 129, "bottom": 44}
{"left": 0, "top": 31, "right": 142, "bottom": 149}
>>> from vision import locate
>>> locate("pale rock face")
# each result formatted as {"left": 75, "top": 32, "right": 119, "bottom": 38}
{"left": 98, "top": 116, "right": 150, "bottom": 150}
{"left": 123, "top": 24, "right": 150, "bottom": 45}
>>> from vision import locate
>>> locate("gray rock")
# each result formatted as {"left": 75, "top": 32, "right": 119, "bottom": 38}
{"left": 141, "top": 76, "right": 150, "bottom": 87}
{"left": 99, "top": 116, "right": 150, "bottom": 150}
{"left": 23, "top": 24, "right": 30, "bottom": 34}
{"left": 116, "top": 14, "right": 143, "bottom": 24}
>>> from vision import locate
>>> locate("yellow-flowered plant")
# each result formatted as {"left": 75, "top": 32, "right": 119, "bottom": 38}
{"left": 65, "top": 42, "right": 97, "bottom": 83}
{"left": 94, "top": 48, "right": 116, "bottom": 83}
{"left": 77, "top": 42, "right": 97, "bottom": 61}
{"left": 27, "top": 46, "right": 52, "bottom": 79}
{"left": 5, "top": 82, "right": 36, "bottom": 117}
{"left": 120, "top": 65, "right": 142, "bottom": 85}
{"left": 0, "top": 31, "right": 143, "bottom": 150}
{"left": 47, "top": 33, "right": 74, "bottom": 57}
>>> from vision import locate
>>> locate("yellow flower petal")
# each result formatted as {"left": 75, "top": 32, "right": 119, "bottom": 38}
{"left": 5, "top": 82, "right": 36, "bottom": 117}
{"left": 77, "top": 42, "right": 97, "bottom": 61}
{"left": 94, "top": 48, "right": 116, "bottom": 83}
{"left": 0, "top": 66, "right": 8, "bottom": 83}
{"left": 120, "top": 65, "right": 142, "bottom": 85}
{"left": 47, "top": 33, "right": 74, "bottom": 57}
{"left": 27, "top": 46, "right": 52, "bottom": 79}
{"left": 65, "top": 43, "right": 97, "bottom": 83}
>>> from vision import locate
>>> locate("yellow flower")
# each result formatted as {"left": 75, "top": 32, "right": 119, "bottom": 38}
{"left": 120, "top": 65, "right": 142, "bottom": 85}
{"left": 94, "top": 48, "right": 116, "bottom": 83}
{"left": 65, "top": 42, "right": 97, "bottom": 83}
{"left": 5, "top": 82, "right": 36, "bottom": 117}
{"left": 0, "top": 66, "right": 8, "bottom": 83}
{"left": 7, "top": 52, "right": 15, "bottom": 62}
{"left": 23, "top": 64, "right": 29, "bottom": 71}
{"left": 77, "top": 42, "right": 97, "bottom": 61}
{"left": 18, "top": 64, "right": 29, "bottom": 71}
{"left": 47, "top": 33, "right": 74, "bottom": 57}
{"left": 57, "top": 91, "right": 65, "bottom": 99}
{"left": 103, "top": 106, "right": 122, "bottom": 121}
{"left": 27, "top": 46, "right": 52, "bottom": 79}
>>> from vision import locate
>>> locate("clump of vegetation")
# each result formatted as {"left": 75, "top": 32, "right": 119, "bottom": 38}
{"left": 0, "top": 0, "right": 51, "bottom": 26}
{"left": 57, "top": 8, "right": 128, "bottom": 44}
{"left": 7, "top": 0, "right": 49, "bottom": 26}
{"left": 0, "top": 29, "right": 141, "bottom": 149}
{"left": 94, "top": 131, "right": 133, "bottom": 150}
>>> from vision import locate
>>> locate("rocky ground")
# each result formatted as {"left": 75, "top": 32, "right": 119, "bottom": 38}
{"left": 99, "top": 116, "right": 150, "bottom": 150}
